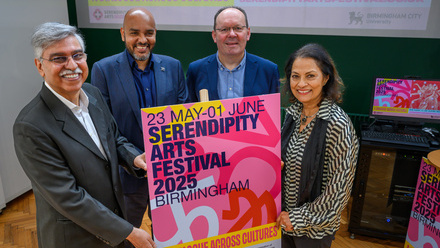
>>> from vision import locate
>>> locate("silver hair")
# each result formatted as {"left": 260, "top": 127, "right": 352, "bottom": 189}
{"left": 31, "top": 22, "right": 85, "bottom": 59}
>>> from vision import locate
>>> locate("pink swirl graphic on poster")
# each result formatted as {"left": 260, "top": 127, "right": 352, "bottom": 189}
{"left": 141, "top": 94, "right": 281, "bottom": 248}
{"left": 373, "top": 78, "right": 412, "bottom": 108}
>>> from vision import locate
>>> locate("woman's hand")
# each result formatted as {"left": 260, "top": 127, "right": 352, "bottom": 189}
{"left": 276, "top": 211, "right": 294, "bottom": 232}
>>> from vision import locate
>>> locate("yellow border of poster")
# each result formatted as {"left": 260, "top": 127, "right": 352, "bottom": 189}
{"left": 166, "top": 223, "right": 280, "bottom": 248}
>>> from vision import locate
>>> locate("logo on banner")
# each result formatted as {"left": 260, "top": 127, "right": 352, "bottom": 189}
{"left": 349, "top": 11, "right": 363, "bottom": 25}
{"left": 93, "top": 9, "right": 103, "bottom": 21}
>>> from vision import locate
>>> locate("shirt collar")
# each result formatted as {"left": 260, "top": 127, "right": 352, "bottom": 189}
{"left": 44, "top": 81, "right": 89, "bottom": 110}
{"left": 216, "top": 51, "right": 246, "bottom": 72}
{"left": 126, "top": 49, "right": 154, "bottom": 72}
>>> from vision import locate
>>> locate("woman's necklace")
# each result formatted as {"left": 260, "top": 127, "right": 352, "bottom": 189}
{"left": 301, "top": 110, "right": 318, "bottom": 125}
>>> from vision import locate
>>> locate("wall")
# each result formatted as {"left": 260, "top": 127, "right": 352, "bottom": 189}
{"left": 0, "top": 1, "right": 69, "bottom": 206}
{"left": 68, "top": 1, "right": 440, "bottom": 115}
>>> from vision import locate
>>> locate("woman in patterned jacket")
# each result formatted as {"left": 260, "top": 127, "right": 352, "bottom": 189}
{"left": 276, "top": 43, "right": 359, "bottom": 248}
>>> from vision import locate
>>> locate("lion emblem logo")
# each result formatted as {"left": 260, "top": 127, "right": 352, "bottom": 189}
{"left": 349, "top": 12, "right": 363, "bottom": 25}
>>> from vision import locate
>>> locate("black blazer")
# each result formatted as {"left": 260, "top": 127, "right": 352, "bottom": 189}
{"left": 13, "top": 83, "right": 144, "bottom": 247}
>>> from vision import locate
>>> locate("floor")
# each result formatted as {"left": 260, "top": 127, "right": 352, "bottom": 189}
{"left": 0, "top": 190, "right": 405, "bottom": 247}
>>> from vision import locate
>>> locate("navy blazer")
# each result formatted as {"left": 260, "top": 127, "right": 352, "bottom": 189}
{"left": 13, "top": 83, "right": 143, "bottom": 247}
{"left": 186, "top": 52, "right": 280, "bottom": 102}
{"left": 91, "top": 51, "right": 188, "bottom": 193}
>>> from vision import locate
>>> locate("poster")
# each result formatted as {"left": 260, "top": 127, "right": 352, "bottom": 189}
{"left": 141, "top": 94, "right": 281, "bottom": 248}
{"left": 405, "top": 157, "right": 440, "bottom": 248}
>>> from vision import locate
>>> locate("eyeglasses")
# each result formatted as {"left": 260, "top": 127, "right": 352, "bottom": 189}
{"left": 215, "top": 26, "right": 247, "bottom": 34}
{"left": 40, "top": 52, "right": 87, "bottom": 65}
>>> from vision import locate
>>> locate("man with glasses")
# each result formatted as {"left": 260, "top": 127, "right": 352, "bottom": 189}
{"left": 13, "top": 22, "right": 156, "bottom": 248}
{"left": 91, "top": 7, "right": 188, "bottom": 235}
{"left": 186, "top": 6, "right": 280, "bottom": 102}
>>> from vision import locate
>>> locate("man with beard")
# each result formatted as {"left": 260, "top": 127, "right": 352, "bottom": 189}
{"left": 91, "top": 7, "right": 188, "bottom": 233}
{"left": 186, "top": 6, "right": 280, "bottom": 102}
{"left": 13, "top": 22, "right": 156, "bottom": 248}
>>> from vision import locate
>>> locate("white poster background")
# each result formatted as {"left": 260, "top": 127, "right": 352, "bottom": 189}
{"left": 75, "top": 0, "right": 440, "bottom": 39}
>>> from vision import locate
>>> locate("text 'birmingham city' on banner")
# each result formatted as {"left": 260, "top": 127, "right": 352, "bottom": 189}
{"left": 141, "top": 94, "right": 281, "bottom": 248}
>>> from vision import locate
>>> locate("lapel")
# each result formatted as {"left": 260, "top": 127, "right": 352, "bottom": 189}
{"left": 243, "top": 52, "right": 258, "bottom": 97}
{"left": 87, "top": 91, "right": 111, "bottom": 161}
{"left": 281, "top": 112, "right": 295, "bottom": 163}
{"left": 206, "top": 55, "right": 220, "bottom": 100}
{"left": 40, "top": 85, "right": 107, "bottom": 161}
{"left": 114, "top": 52, "right": 142, "bottom": 130}
{"left": 152, "top": 55, "right": 166, "bottom": 106}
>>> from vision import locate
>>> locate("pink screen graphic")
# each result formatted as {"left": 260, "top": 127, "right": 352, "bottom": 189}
{"left": 371, "top": 78, "right": 440, "bottom": 122}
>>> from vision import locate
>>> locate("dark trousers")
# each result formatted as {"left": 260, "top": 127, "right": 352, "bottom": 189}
{"left": 123, "top": 180, "right": 151, "bottom": 248}
{"left": 123, "top": 181, "right": 150, "bottom": 228}
{"left": 282, "top": 233, "right": 334, "bottom": 248}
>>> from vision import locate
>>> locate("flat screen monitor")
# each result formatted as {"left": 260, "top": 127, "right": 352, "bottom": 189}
{"left": 370, "top": 77, "right": 440, "bottom": 124}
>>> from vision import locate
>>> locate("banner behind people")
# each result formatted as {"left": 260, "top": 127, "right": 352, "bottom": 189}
{"left": 142, "top": 94, "right": 281, "bottom": 248}
{"left": 75, "top": 0, "right": 439, "bottom": 38}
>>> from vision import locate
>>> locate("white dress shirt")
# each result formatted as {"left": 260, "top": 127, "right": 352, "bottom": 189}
{"left": 44, "top": 82, "right": 107, "bottom": 159}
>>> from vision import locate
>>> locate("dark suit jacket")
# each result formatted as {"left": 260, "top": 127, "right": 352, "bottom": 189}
{"left": 91, "top": 51, "right": 188, "bottom": 193}
{"left": 13, "top": 83, "right": 144, "bottom": 248}
{"left": 186, "top": 52, "right": 280, "bottom": 102}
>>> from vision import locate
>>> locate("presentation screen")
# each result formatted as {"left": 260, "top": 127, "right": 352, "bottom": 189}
{"left": 370, "top": 77, "right": 440, "bottom": 124}
{"left": 75, "top": 0, "right": 440, "bottom": 38}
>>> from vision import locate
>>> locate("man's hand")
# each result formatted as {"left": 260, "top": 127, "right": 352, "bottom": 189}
{"left": 134, "top": 153, "right": 147, "bottom": 171}
{"left": 126, "top": 227, "right": 156, "bottom": 248}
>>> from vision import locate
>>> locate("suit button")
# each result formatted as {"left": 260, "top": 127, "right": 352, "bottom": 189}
{"left": 114, "top": 208, "right": 119, "bottom": 215}
{"left": 114, "top": 187, "right": 118, "bottom": 192}
{"left": 105, "top": 165, "right": 110, "bottom": 170}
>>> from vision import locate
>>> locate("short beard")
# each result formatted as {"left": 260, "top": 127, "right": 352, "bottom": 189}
{"left": 132, "top": 52, "right": 150, "bottom": 61}
{"left": 124, "top": 37, "right": 151, "bottom": 62}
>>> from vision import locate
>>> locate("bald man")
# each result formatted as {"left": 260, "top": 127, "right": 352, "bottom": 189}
{"left": 186, "top": 6, "right": 279, "bottom": 102}
{"left": 91, "top": 8, "right": 189, "bottom": 230}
